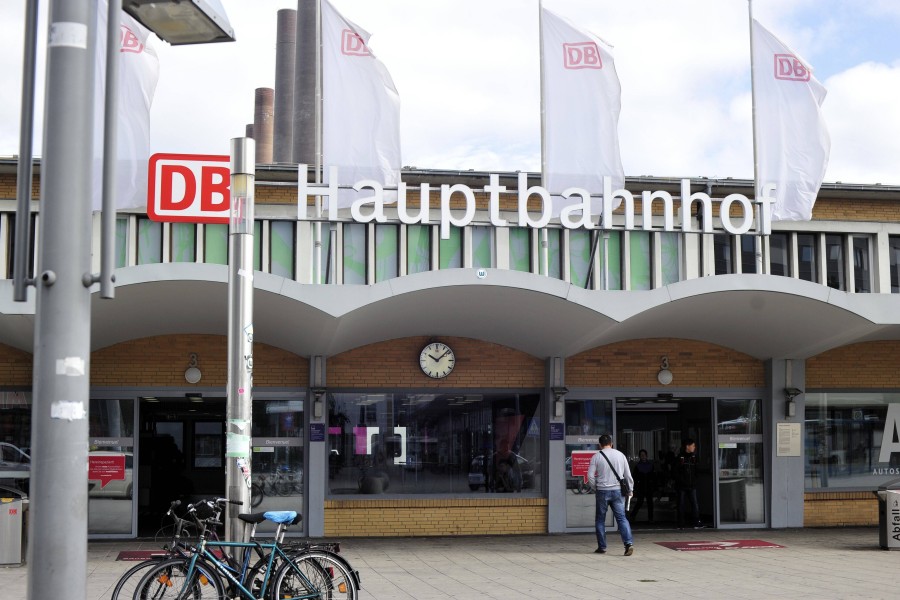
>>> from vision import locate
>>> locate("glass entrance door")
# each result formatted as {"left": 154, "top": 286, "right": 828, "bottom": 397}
{"left": 716, "top": 398, "right": 765, "bottom": 526}
{"left": 89, "top": 398, "right": 137, "bottom": 536}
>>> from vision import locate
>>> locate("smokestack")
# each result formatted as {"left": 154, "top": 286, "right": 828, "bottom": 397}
{"left": 253, "top": 87, "right": 274, "bottom": 164}
{"left": 245, "top": 124, "right": 254, "bottom": 139}
{"left": 273, "top": 9, "right": 297, "bottom": 163}
{"left": 292, "top": 0, "right": 317, "bottom": 166}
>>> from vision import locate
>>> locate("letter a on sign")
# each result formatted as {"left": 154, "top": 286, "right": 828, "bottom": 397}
{"left": 879, "top": 404, "right": 900, "bottom": 464}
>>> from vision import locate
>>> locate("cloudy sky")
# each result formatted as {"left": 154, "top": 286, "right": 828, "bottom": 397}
{"left": 2, "top": 0, "right": 899, "bottom": 185}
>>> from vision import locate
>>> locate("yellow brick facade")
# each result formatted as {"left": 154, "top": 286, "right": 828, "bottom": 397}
{"left": 803, "top": 492, "right": 879, "bottom": 527}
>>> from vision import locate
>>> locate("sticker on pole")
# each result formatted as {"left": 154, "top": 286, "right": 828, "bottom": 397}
{"left": 655, "top": 539, "right": 785, "bottom": 551}
{"left": 148, "top": 153, "right": 231, "bottom": 224}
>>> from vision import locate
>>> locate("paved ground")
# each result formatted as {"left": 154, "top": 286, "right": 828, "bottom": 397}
{"left": 1, "top": 527, "right": 898, "bottom": 599}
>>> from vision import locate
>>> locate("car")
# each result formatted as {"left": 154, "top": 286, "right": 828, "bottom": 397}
{"left": 0, "top": 442, "right": 30, "bottom": 494}
{"left": 468, "top": 452, "right": 535, "bottom": 492}
{"left": 87, "top": 451, "right": 134, "bottom": 499}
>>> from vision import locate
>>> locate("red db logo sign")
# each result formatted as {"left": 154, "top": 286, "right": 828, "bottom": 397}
{"left": 774, "top": 54, "right": 809, "bottom": 81}
{"left": 120, "top": 25, "right": 143, "bottom": 53}
{"left": 564, "top": 42, "right": 602, "bottom": 69}
{"left": 147, "top": 153, "right": 230, "bottom": 224}
{"left": 342, "top": 29, "right": 371, "bottom": 56}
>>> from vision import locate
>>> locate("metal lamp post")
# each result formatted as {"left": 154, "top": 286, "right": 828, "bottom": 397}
{"left": 226, "top": 138, "right": 255, "bottom": 543}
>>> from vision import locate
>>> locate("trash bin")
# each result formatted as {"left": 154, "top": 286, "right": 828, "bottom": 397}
{"left": 876, "top": 477, "right": 900, "bottom": 550}
{"left": 0, "top": 485, "right": 26, "bottom": 565}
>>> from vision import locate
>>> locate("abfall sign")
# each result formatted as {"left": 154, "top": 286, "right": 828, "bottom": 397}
{"left": 147, "top": 153, "right": 230, "bottom": 224}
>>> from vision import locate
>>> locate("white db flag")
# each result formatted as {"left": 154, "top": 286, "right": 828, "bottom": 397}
{"left": 752, "top": 19, "right": 830, "bottom": 221}
{"left": 322, "top": 0, "right": 401, "bottom": 209}
{"left": 541, "top": 7, "right": 624, "bottom": 218}
{"left": 93, "top": 4, "right": 160, "bottom": 212}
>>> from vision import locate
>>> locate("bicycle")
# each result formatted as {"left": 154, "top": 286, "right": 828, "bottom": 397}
{"left": 134, "top": 507, "right": 359, "bottom": 599}
{"left": 110, "top": 498, "right": 224, "bottom": 600}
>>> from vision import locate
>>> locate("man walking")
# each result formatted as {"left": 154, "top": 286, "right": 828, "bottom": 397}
{"left": 587, "top": 434, "right": 634, "bottom": 556}
{"left": 675, "top": 438, "right": 704, "bottom": 529}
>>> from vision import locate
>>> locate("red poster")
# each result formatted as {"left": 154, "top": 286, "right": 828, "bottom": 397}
{"left": 88, "top": 454, "right": 126, "bottom": 488}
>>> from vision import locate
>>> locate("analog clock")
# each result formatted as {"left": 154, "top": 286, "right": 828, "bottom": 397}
{"left": 419, "top": 342, "right": 455, "bottom": 379}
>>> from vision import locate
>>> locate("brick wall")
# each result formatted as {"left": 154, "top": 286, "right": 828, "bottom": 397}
{"left": 804, "top": 492, "right": 878, "bottom": 526}
{"left": 327, "top": 336, "right": 544, "bottom": 388}
{"left": 807, "top": 341, "right": 900, "bottom": 388}
{"left": 89, "top": 334, "right": 307, "bottom": 387}
{"left": 324, "top": 497, "right": 547, "bottom": 536}
{"left": 566, "top": 338, "right": 765, "bottom": 388}
{"left": 0, "top": 343, "right": 32, "bottom": 385}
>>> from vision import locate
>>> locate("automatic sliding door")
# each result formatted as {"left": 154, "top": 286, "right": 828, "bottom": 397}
{"left": 716, "top": 398, "right": 765, "bottom": 525}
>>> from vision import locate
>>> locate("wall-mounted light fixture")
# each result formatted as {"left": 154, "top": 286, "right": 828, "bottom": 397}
{"left": 784, "top": 387, "right": 802, "bottom": 418}
{"left": 551, "top": 386, "right": 569, "bottom": 419}
{"left": 657, "top": 356, "right": 673, "bottom": 385}
{"left": 185, "top": 353, "right": 202, "bottom": 384}
{"left": 311, "top": 387, "right": 327, "bottom": 419}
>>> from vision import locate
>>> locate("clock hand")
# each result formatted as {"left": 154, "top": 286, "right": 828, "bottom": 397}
{"left": 428, "top": 354, "right": 440, "bottom": 361}
{"left": 438, "top": 349, "right": 451, "bottom": 359}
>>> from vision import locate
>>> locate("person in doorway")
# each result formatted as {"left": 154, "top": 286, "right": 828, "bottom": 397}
{"left": 629, "top": 449, "right": 655, "bottom": 523}
{"left": 587, "top": 434, "right": 634, "bottom": 556}
{"left": 674, "top": 438, "right": 704, "bottom": 529}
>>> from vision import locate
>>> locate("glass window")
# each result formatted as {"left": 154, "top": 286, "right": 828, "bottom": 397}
{"left": 254, "top": 221, "right": 262, "bottom": 272}
{"left": 602, "top": 231, "right": 622, "bottom": 290}
{"left": 315, "top": 224, "right": 333, "bottom": 284}
{"left": 88, "top": 398, "right": 135, "bottom": 535}
{"left": 563, "top": 398, "right": 613, "bottom": 528}
{"left": 546, "top": 229, "right": 562, "bottom": 279}
{"left": 142, "top": 219, "right": 172, "bottom": 265}
{"left": 797, "top": 233, "right": 817, "bottom": 282}
{"left": 569, "top": 230, "right": 591, "bottom": 288}
{"left": 740, "top": 235, "right": 757, "bottom": 274}
{"left": 251, "top": 398, "right": 304, "bottom": 526}
{"left": 471, "top": 226, "right": 494, "bottom": 270}
{"left": 115, "top": 217, "right": 128, "bottom": 268}
{"left": 805, "top": 393, "right": 900, "bottom": 490}
{"left": 439, "top": 227, "right": 462, "bottom": 269}
{"left": 714, "top": 234, "right": 733, "bottom": 275}
{"left": 852, "top": 236, "right": 871, "bottom": 293}
{"left": 769, "top": 232, "right": 790, "bottom": 277}
{"left": 171, "top": 223, "right": 196, "bottom": 263}
{"left": 825, "top": 234, "right": 845, "bottom": 290}
{"left": 342, "top": 223, "right": 367, "bottom": 284}
{"left": 629, "top": 231, "right": 651, "bottom": 290}
{"left": 204, "top": 224, "right": 228, "bottom": 265}
{"left": 194, "top": 421, "right": 224, "bottom": 468}
{"left": 716, "top": 398, "right": 765, "bottom": 525}
{"left": 375, "top": 224, "right": 399, "bottom": 282}
{"left": 891, "top": 236, "right": 900, "bottom": 294}
{"left": 326, "top": 392, "right": 542, "bottom": 495}
{"left": 270, "top": 221, "right": 295, "bottom": 278}
{"left": 0, "top": 392, "right": 32, "bottom": 497}
{"left": 509, "top": 228, "right": 531, "bottom": 273}
{"left": 407, "top": 225, "right": 431, "bottom": 275}
{"left": 660, "top": 232, "right": 681, "bottom": 285}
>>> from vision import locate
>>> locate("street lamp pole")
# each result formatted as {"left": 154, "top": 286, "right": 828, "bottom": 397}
{"left": 27, "top": 1, "right": 95, "bottom": 597}
{"left": 226, "top": 137, "right": 255, "bottom": 543}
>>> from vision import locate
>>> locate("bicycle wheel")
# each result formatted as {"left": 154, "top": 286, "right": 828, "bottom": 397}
{"left": 110, "top": 558, "right": 165, "bottom": 600}
{"left": 251, "top": 483, "right": 263, "bottom": 508}
{"left": 273, "top": 551, "right": 358, "bottom": 600}
{"left": 134, "top": 557, "right": 225, "bottom": 599}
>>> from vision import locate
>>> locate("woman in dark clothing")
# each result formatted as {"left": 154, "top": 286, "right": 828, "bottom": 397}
{"left": 629, "top": 449, "right": 655, "bottom": 522}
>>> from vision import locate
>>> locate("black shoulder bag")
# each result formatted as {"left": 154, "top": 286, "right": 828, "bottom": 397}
{"left": 600, "top": 450, "right": 631, "bottom": 496}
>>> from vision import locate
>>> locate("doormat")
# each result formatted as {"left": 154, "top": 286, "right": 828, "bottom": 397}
{"left": 655, "top": 539, "right": 785, "bottom": 551}
{"left": 115, "top": 550, "right": 169, "bottom": 561}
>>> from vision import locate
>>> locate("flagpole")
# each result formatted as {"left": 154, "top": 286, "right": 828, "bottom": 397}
{"left": 314, "top": 0, "right": 324, "bottom": 284}
{"left": 538, "top": 0, "right": 550, "bottom": 276}
{"left": 747, "top": 0, "right": 766, "bottom": 274}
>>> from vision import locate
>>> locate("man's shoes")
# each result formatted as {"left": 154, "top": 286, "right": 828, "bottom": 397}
{"left": 594, "top": 547, "right": 607, "bottom": 554}
{"left": 694, "top": 524, "right": 707, "bottom": 529}
{"left": 624, "top": 545, "right": 634, "bottom": 556}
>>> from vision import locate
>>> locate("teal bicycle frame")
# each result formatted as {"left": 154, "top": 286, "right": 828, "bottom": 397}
{"left": 179, "top": 536, "right": 324, "bottom": 600}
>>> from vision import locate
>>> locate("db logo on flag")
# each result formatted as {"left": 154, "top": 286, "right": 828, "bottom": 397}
{"left": 120, "top": 25, "right": 143, "bottom": 54}
{"left": 342, "top": 29, "right": 371, "bottom": 56}
{"left": 774, "top": 54, "right": 809, "bottom": 81}
{"left": 564, "top": 42, "right": 603, "bottom": 69}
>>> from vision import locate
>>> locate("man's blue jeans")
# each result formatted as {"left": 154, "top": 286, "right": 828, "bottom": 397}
{"left": 678, "top": 488, "right": 700, "bottom": 527}
{"left": 595, "top": 488, "right": 633, "bottom": 550}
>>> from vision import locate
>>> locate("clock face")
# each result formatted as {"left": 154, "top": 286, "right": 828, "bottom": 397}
{"left": 419, "top": 342, "right": 455, "bottom": 379}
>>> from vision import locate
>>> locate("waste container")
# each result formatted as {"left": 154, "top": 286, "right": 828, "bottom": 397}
{"left": 876, "top": 477, "right": 900, "bottom": 550}
{"left": 0, "top": 485, "right": 26, "bottom": 565}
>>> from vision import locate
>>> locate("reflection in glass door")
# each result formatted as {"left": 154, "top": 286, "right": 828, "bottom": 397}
{"left": 89, "top": 398, "right": 136, "bottom": 536}
{"left": 716, "top": 398, "right": 765, "bottom": 526}
{"left": 563, "top": 398, "right": 612, "bottom": 529}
